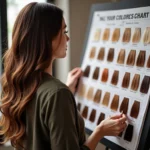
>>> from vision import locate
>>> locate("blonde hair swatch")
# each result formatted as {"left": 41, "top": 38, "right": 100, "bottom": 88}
{"left": 102, "top": 92, "right": 110, "bottom": 107}
{"left": 82, "top": 106, "right": 88, "bottom": 119}
{"left": 112, "top": 28, "right": 120, "bottom": 42}
{"left": 147, "top": 55, "right": 150, "bottom": 68}
{"left": 86, "top": 86, "right": 94, "bottom": 100}
{"left": 124, "top": 124, "right": 134, "bottom": 142}
{"left": 130, "top": 101, "right": 140, "bottom": 119}
{"left": 126, "top": 50, "right": 136, "bottom": 66}
{"left": 131, "top": 74, "right": 140, "bottom": 91}
{"left": 132, "top": 28, "right": 141, "bottom": 43}
{"left": 97, "top": 113, "right": 105, "bottom": 125}
{"left": 110, "top": 94, "right": 119, "bottom": 111}
{"left": 111, "top": 70, "right": 119, "bottom": 86}
{"left": 140, "top": 75, "right": 150, "bottom": 94}
{"left": 122, "top": 72, "right": 130, "bottom": 88}
{"left": 117, "top": 49, "right": 125, "bottom": 64}
{"left": 122, "top": 28, "right": 131, "bottom": 43}
{"left": 136, "top": 50, "right": 146, "bottom": 67}
{"left": 101, "top": 68, "right": 109, "bottom": 82}
{"left": 83, "top": 65, "right": 90, "bottom": 77}
{"left": 93, "top": 29, "right": 101, "bottom": 41}
{"left": 143, "top": 27, "right": 150, "bottom": 44}
{"left": 89, "top": 109, "right": 96, "bottom": 122}
{"left": 120, "top": 97, "right": 129, "bottom": 114}
{"left": 78, "top": 83, "right": 86, "bottom": 98}
{"left": 107, "top": 48, "right": 114, "bottom": 62}
{"left": 89, "top": 47, "right": 96, "bottom": 59}
{"left": 102, "top": 28, "right": 110, "bottom": 41}
{"left": 93, "top": 89, "right": 102, "bottom": 103}
{"left": 92, "top": 67, "right": 100, "bottom": 80}
{"left": 97, "top": 47, "right": 105, "bottom": 60}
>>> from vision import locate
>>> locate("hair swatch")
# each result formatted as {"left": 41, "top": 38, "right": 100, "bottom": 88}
{"left": 101, "top": 68, "right": 109, "bottom": 82}
{"left": 93, "top": 29, "right": 101, "bottom": 41}
{"left": 86, "top": 87, "right": 94, "bottom": 100}
{"left": 97, "top": 113, "right": 105, "bottom": 125}
{"left": 93, "top": 89, "right": 102, "bottom": 103}
{"left": 77, "top": 103, "right": 81, "bottom": 111}
{"left": 92, "top": 67, "right": 100, "bottom": 80}
{"left": 89, "top": 47, "right": 96, "bottom": 59}
{"left": 143, "top": 27, "right": 150, "bottom": 44}
{"left": 107, "top": 48, "right": 114, "bottom": 62}
{"left": 82, "top": 106, "right": 88, "bottom": 119}
{"left": 97, "top": 47, "right": 105, "bottom": 60}
{"left": 110, "top": 94, "right": 119, "bottom": 111}
{"left": 130, "top": 101, "right": 140, "bottom": 119}
{"left": 131, "top": 74, "right": 140, "bottom": 91}
{"left": 117, "top": 49, "right": 125, "bottom": 64}
{"left": 124, "top": 124, "right": 134, "bottom": 142}
{"left": 122, "top": 28, "right": 131, "bottom": 43}
{"left": 136, "top": 50, "right": 146, "bottom": 67}
{"left": 112, "top": 28, "right": 120, "bottom": 42}
{"left": 111, "top": 70, "right": 119, "bottom": 86}
{"left": 122, "top": 72, "right": 130, "bottom": 88}
{"left": 126, "top": 50, "right": 136, "bottom": 66}
{"left": 102, "top": 28, "right": 110, "bottom": 41}
{"left": 89, "top": 109, "right": 96, "bottom": 122}
{"left": 132, "top": 28, "right": 141, "bottom": 43}
{"left": 78, "top": 83, "right": 86, "bottom": 98}
{"left": 140, "top": 75, "right": 150, "bottom": 94}
{"left": 120, "top": 97, "right": 129, "bottom": 114}
{"left": 83, "top": 65, "right": 90, "bottom": 77}
{"left": 147, "top": 55, "right": 150, "bottom": 68}
{"left": 102, "top": 92, "right": 110, "bottom": 107}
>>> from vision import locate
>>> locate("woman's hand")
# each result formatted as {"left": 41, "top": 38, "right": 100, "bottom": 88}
{"left": 66, "top": 67, "right": 82, "bottom": 94}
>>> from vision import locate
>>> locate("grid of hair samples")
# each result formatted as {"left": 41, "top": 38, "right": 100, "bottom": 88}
{"left": 75, "top": 6, "right": 150, "bottom": 150}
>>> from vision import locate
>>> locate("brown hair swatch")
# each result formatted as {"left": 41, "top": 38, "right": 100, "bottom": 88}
{"left": 102, "top": 92, "right": 110, "bottom": 107}
{"left": 82, "top": 106, "right": 89, "bottom": 119}
{"left": 97, "top": 113, "right": 105, "bottom": 125}
{"left": 110, "top": 94, "right": 119, "bottom": 111}
{"left": 131, "top": 74, "right": 140, "bottom": 91}
{"left": 93, "top": 89, "right": 102, "bottom": 103}
{"left": 102, "top": 28, "right": 110, "bottom": 41}
{"left": 143, "top": 27, "right": 150, "bottom": 44}
{"left": 97, "top": 47, "right": 105, "bottom": 60}
{"left": 111, "top": 70, "right": 119, "bottom": 86}
{"left": 89, "top": 47, "right": 96, "bottom": 59}
{"left": 107, "top": 48, "right": 114, "bottom": 62}
{"left": 83, "top": 65, "right": 90, "bottom": 77}
{"left": 124, "top": 124, "right": 134, "bottom": 142}
{"left": 93, "top": 29, "right": 101, "bottom": 41}
{"left": 122, "top": 72, "right": 130, "bottom": 88}
{"left": 117, "top": 49, "right": 125, "bottom": 64}
{"left": 112, "top": 28, "right": 120, "bottom": 42}
{"left": 136, "top": 50, "right": 146, "bottom": 67}
{"left": 89, "top": 109, "right": 96, "bottom": 122}
{"left": 92, "top": 67, "right": 100, "bottom": 80}
{"left": 77, "top": 103, "right": 81, "bottom": 112}
{"left": 140, "top": 75, "right": 150, "bottom": 94}
{"left": 101, "top": 68, "right": 109, "bottom": 82}
{"left": 122, "top": 28, "right": 131, "bottom": 43}
{"left": 126, "top": 50, "right": 136, "bottom": 66}
{"left": 86, "top": 87, "right": 94, "bottom": 100}
{"left": 78, "top": 83, "right": 86, "bottom": 98}
{"left": 130, "top": 101, "right": 140, "bottom": 119}
{"left": 120, "top": 97, "right": 129, "bottom": 114}
{"left": 147, "top": 55, "right": 150, "bottom": 68}
{"left": 132, "top": 28, "right": 141, "bottom": 43}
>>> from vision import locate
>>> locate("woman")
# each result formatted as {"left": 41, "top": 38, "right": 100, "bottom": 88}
{"left": 0, "top": 2, "right": 126, "bottom": 150}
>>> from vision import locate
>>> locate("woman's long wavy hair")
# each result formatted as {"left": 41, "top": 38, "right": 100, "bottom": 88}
{"left": 0, "top": 2, "right": 63, "bottom": 148}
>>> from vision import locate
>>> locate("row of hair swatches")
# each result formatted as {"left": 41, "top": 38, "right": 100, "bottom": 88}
{"left": 77, "top": 103, "right": 134, "bottom": 142}
{"left": 83, "top": 66, "right": 150, "bottom": 94}
{"left": 78, "top": 87, "right": 140, "bottom": 118}
{"left": 89, "top": 47, "right": 150, "bottom": 68}
{"left": 93, "top": 27, "right": 150, "bottom": 44}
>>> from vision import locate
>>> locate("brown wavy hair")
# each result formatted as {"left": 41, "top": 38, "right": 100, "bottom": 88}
{"left": 0, "top": 2, "right": 63, "bottom": 148}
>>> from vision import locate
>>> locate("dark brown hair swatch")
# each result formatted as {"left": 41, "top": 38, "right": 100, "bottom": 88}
{"left": 82, "top": 106, "right": 88, "bottom": 119}
{"left": 83, "top": 65, "right": 90, "bottom": 77}
{"left": 136, "top": 50, "right": 146, "bottom": 67}
{"left": 122, "top": 72, "right": 130, "bottom": 88}
{"left": 97, "top": 113, "right": 105, "bottom": 125}
{"left": 89, "top": 47, "right": 96, "bottom": 59}
{"left": 78, "top": 83, "right": 86, "bottom": 98}
{"left": 93, "top": 89, "right": 102, "bottom": 103}
{"left": 112, "top": 28, "right": 120, "bottom": 42}
{"left": 122, "top": 28, "right": 131, "bottom": 43}
{"left": 86, "top": 87, "right": 94, "bottom": 100}
{"left": 131, "top": 74, "right": 140, "bottom": 91}
{"left": 120, "top": 97, "right": 129, "bottom": 114}
{"left": 102, "top": 28, "right": 110, "bottom": 41}
{"left": 124, "top": 124, "right": 134, "bottom": 142}
{"left": 117, "top": 49, "right": 125, "bottom": 64}
{"left": 102, "top": 92, "right": 110, "bottom": 107}
{"left": 130, "top": 101, "right": 140, "bottom": 119}
{"left": 107, "top": 48, "right": 114, "bottom": 62}
{"left": 143, "top": 27, "right": 150, "bottom": 44}
{"left": 101, "top": 68, "right": 109, "bottom": 82}
{"left": 97, "top": 47, "right": 105, "bottom": 61}
{"left": 111, "top": 70, "right": 119, "bottom": 86}
{"left": 77, "top": 103, "right": 81, "bottom": 112}
{"left": 93, "top": 29, "right": 101, "bottom": 41}
{"left": 92, "top": 67, "right": 100, "bottom": 80}
{"left": 147, "top": 55, "right": 150, "bottom": 68}
{"left": 89, "top": 109, "right": 96, "bottom": 122}
{"left": 132, "top": 28, "right": 141, "bottom": 43}
{"left": 140, "top": 75, "right": 150, "bottom": 94}
{"left": 110, "top": 94, "right": 119, "bottom": 111}
{"left": 126, "top": 50, "right": 136, "bottom": 66}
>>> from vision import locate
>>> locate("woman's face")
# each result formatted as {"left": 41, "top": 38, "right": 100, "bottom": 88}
{"left": 52, "top": 19, "right": 69, "bottom": 59}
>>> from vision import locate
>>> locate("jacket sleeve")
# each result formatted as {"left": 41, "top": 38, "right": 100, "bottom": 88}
{"left": 42, "top": 88, "right": 90, "bottom": 150}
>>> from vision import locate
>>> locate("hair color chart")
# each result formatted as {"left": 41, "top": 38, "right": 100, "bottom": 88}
{"left": 75, "top": 6, "right": 150, "bottom": 150}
